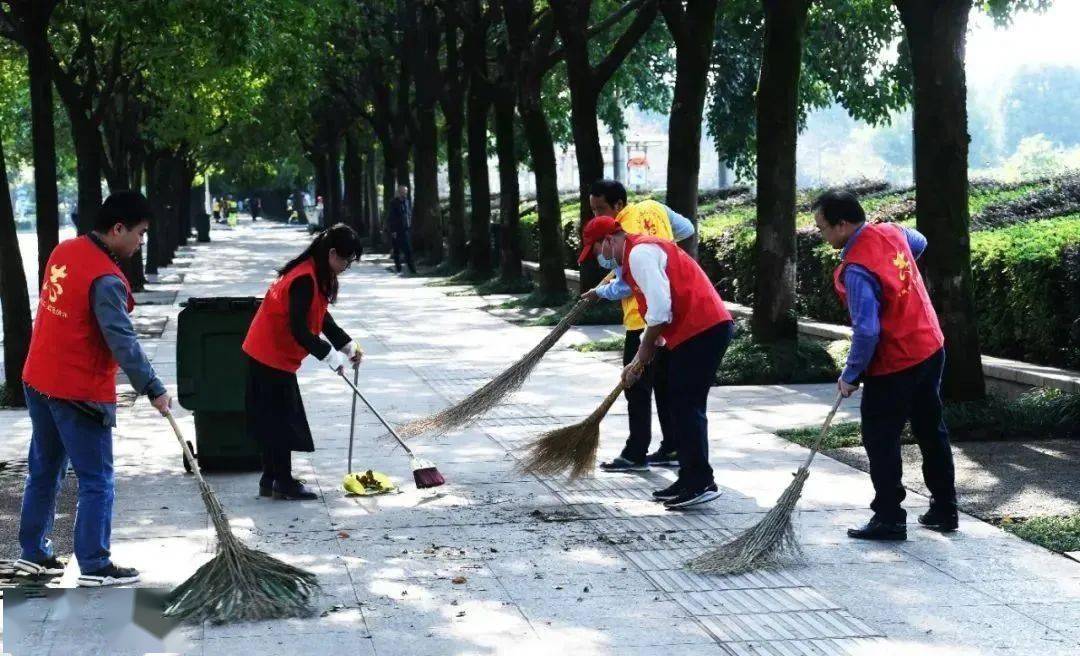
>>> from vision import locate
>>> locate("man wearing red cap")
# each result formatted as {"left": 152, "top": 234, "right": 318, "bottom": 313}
{"left": 579, "top": 216, "right": 736, "bottom": 509}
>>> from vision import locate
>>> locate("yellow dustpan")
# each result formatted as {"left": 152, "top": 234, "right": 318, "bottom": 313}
{"left": 343, "top": 470, "right": 396, "bottom": 496}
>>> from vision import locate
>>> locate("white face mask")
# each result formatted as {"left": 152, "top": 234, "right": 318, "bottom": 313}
{"left": 597, "top": 238, "right": 617, "bottom": 270}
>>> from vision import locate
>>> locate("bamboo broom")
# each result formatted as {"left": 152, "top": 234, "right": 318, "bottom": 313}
{"left": 686, "top": 393, "right": 844, "bottom": 575}
{"left": 398, "top": 288, "right": 607, "bottom": 439}
{"left": 163, "top": 413, "right": 320, "bottom": 623}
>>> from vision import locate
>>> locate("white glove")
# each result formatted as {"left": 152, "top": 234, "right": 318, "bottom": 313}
{"left": 341, "top": 340, "right": 363, "bottom": 364}
{"left": 325, "top": 349, "right": 349, "bottom": 373}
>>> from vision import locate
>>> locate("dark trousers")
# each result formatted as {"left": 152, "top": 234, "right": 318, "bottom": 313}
{"left": 391, "top": 230, "right": 415, "bottom": 272}
{"left": 620, "top": 329, "right": 676, "bottom": 462}
{"left": 261, "top": 441, "right": 293, "bottom": 488}
{"left": 860, "top": 348, "right": 956, "bottom": 523}
{"left": 666, "top": 321, "right": 735, "bottom": 490}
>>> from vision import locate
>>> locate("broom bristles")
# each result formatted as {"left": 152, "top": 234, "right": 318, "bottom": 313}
{"left": 517, "top": 382, "right": 624, "bottom": 481}
{"left": 399, "top": 297, "right": 598, "bottom": 439}
{"left": 411, "top": 458, "right": 446, "bottom": 488}
{"left": 686, "top": 468, "right": 810, "bottom": 575}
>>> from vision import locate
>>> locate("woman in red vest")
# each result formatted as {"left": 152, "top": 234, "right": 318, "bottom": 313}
{"left": 813, "top": 190, "right": 957, "bottom": 541}
{"left": 243, "top": 224, "right": 364, "bottom": 500}
{"left": 579, "top": 216, "right": 736, "bottom": 510}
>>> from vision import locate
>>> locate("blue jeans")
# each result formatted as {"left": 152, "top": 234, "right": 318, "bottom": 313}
{"left": 19, "top": 384, "right": 115, "bottom": 572}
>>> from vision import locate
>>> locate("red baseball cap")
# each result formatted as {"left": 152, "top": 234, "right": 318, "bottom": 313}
{"left": 577, "top": 215, "right": 621, "bottom": 264}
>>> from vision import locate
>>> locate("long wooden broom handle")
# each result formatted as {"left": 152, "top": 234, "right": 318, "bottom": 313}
{"left": 165, "top": 411, "right": 208, "bottom": 484}
{"left": 800, "top": 393, "right": 844, "bottom": 469}
{"left": 347, "top": 363, "right": 359, "bottom": 474}
{"left": 336, "top": 371, "right": 415, "bottom": 457}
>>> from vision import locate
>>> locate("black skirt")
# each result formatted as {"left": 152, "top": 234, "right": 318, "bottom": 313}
{"left": 245, "top": 355, "right": 315, "bottom": 453}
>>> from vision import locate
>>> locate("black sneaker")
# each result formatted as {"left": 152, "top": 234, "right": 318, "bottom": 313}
{"left": 918, "top": 507, "right": 959, "bottom": 533}
{"left": 78, "top": 563, "right": 140, "bottom": 587}
{"left": 847, "top": 517, "right": 907, "bottom": 541}
{"left": 664, "top": 483, "right": 722, "bottom": 510}
{"left": 14, "top": 556, "right": 65, "bottom": 577}
{"left": 652, "top": 481, "right": 684, "bottom": 502}
{"left": 645, "top": 450, "right": 679, "bottom": 467}
{"left": 273, "top": 479, "right": 318, "bottom": 500}
{"left": 599, "top": 456, "right": 649, "bottom": 472}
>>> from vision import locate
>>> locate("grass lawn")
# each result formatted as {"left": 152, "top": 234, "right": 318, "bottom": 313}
{"left": 1000, "top": 514, "right": 1080, "bottom": 553}
{"left": 572, "top": 336, "right": 625, "bottom": 353}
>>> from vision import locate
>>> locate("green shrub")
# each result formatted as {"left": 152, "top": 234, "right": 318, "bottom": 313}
{"left": 529, "top": 299, "right": 623, "bottom": 326}
{"left": 776, "top": 421, "right": 864, "bottom": 449}
{"left": 1002, "top": 514, "right": 1080, "bottom": 553}
{"left": 572, "top": 336, "right": 626, "bottom": 353}
{"left": 715, "top": 324, "right": 840, "bottom": 385}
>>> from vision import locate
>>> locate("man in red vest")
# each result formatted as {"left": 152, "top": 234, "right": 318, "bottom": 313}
{"left": 813, "top": 190, "right": 958, "bottom": 541}
{"left": 579, "top": 216, "right": 736, "bottom": 509}
{"left": 16, "top": 191, "right": 171, "bottom": 587}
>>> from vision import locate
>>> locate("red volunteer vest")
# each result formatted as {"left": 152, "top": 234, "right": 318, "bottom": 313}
{"left": 622, "top": 235, "right": 732, "bottom": 349}
{"left": 243, "top": 259, "right": 330, "bottom": 373}
{"left": 23, "top": 236, "right": 135, "bottom": 403}
{"left": 833, "top": 223, "right": 944, "bottom": 376}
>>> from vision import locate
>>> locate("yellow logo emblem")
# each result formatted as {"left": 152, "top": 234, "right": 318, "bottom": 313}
{"left": 893, "top": 251, "right": 913, "bottom": 296}
{"left": 45, "top": 264, "right": 67, "bottom": 303}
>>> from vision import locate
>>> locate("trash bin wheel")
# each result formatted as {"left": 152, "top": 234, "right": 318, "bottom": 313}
{"left": 182, "top": 441, "right": 196, "bottom": 474}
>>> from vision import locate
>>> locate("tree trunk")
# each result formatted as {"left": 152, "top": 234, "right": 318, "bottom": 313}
{"left": 177, "top": 160, "right": 194, "bottom": 247}
{"left": 519, "top": 96, "right": 567, "bottom": 296}
{"left": 445, "top": 106, "right": 467, "bottom": 269}
{"left": 367, "top": 146, "right": 382, "bottom": 247}
{"left": 26, "top": 24, "right": 60, "bottom": 288}
{"left": 466, "top": 80, "right": 493, "bottom": 277}
{"left": 494, "top": 95, "right": 522, "bottom": 282}
{"left": 568, "top": 88, "right": 606, "bottom": 290}
{"left": 0, "top": 137, "right": 32, "bottom": 407}
{"left": 381, "top": 146, "right": 396, "bottom": 238}
{"left": 325, "top": 135, "right": 343, "bottom": 227}
{"left": 750, "top": 0, "right": 810, "bottom": 345}
{"left": 413, "top": 110, "right": 441, "bottom": 262}
{"left": 344, "top": 129, "right": 365, "bottom": 232}
{"left": 144, "top": 157, "right": 160, "bottom": 275}
{"left": 896, "top": 0, "right": 985, "bottom": 401}
{"left": 69, "top": 112, "right": 104, "bottom": 235}
{"left": 662, "top": 0, "right": 720, "bottom": 257}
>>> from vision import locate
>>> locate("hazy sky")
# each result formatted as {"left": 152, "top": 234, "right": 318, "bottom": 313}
{"left": 967, "top": 2, "right": 1080, "bottom": 89}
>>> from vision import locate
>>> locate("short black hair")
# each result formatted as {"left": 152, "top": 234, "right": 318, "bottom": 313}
{"left": 811, "top": 190, "right": 866, "bottom": 226}
{"left": 95, "top": 190, "right": 154, "bottom": 232}
{"left": 589, "top": 179, "right": 627, "bottom": 208}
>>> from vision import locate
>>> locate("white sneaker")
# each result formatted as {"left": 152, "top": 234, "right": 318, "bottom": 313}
{"left": 664, "top": 484, "right": 722, "bottom": 510}
{"left": 77, "top": 563, "right": 140, "bottom": 587}
{"left": 14, "top": 556, "right": 65, "bottom": 576}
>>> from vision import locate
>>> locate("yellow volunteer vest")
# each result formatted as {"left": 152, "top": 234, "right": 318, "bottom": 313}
{"left": 615, "top": 200, "right": 674, "bottom": 330}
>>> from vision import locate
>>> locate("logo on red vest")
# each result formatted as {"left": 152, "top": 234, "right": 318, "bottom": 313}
{"left": 892, "top": 251, "right": 913, "bottom": 297}
{"left": 45, "top": 264, "right": 67, "bottom": 302}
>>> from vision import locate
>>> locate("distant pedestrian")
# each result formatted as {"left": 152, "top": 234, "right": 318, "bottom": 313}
{"left": 251, "top": 196, "right": 262, "bottom": 221}
{"left": 813, "top": 190, "right": 957, "bottom": 541}
{"left": 387, "top": 185, "right": 416, "bottom": 274}
{"left": 212, "top": 197, "right": 222, "bottom": 223}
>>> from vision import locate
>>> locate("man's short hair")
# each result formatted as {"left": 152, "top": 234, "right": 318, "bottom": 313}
{"left": 811, "top": 190, "right": 866, "bottom": 227}
{"left": 95, "top": 190, "right": 154, "bottom": 232}
{"left": 589, "top": 179, "right": 628, "bottom": 208}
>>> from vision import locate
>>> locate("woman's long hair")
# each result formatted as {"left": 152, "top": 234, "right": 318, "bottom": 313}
{"left": 278, "top": 223, "right": 362, "bottom": 303}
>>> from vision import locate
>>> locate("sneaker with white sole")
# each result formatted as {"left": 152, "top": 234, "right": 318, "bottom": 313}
{"left": 664, "top": 483, "right": 721, "bottom": 510}
{"left": 651, "top": 481, "right": 684, "bottom": 502}
{"left": 77, "top": 563, "right": 140, "bottom": 587}
{"left": 599, "top": 456, "right": 649, "bottom": 472}
{"left": 645, "top": 450, "right": 679, "bottom": 467}
{"left": 14, "top": 556, "right": 65, "bottom": 577}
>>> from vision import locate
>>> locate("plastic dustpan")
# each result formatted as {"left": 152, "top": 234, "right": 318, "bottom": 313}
{"left": 342, "top": 470, "right": 397, "bottom": 496}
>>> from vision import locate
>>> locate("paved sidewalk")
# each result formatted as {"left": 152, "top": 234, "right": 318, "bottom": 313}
{"left": 3, "top": 222, "right": 1079, "bottom": 655}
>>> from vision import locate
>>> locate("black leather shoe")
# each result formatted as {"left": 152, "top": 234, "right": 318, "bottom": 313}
{"left": 918, "top": 508, "right": 959, "bottom": 532}
{"left": 847, "top": 518, "right": 907, "bottom": 541}
{"left": 273, "top": 480, "right": 318, "bottom": 500}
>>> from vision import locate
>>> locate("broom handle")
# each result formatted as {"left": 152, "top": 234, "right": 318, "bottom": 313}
{"left": 165, "top": 411, "right": 208, "bottom": 485}
{"left": 347, "top": 363, "right": 359, "bottom": 474}
{"left": 800, "top": 393, "right": 844, "bottom": 469}
{"left": 337, "top": 371, "right": 415, "bottom": 457}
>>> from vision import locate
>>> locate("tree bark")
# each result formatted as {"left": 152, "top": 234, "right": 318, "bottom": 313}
{"left": 409, "top": 0, "right": 443, "bottom": 263}
{"left": 144, "top": 156, "right": 160, "bottom": 275}
{"left": 25, "top": 21, "right": 60, "bottom": 288}
{"left": 750, "top": 0, "right": 810, "bottom": 345}
{"left": 465, "top": 79, "right": 493, "bottom": 277}
{"left": 662, "top": 0, "right": 721, "bottom": 257}
{"left": 325, "top": 134, "right": 343, "bottom": 227}
{"left": 69, "top": 112, "right": 104, "bottom": 235}
{"left": 494, "top": 95, "right": 522, "bottom": 282}
{"left": 0, "top": 137, "right": 32, "bottom": 407}
{"left": 344, "top": 129, "right": 365, "bottom": 233}
{"left": 441, "top": 13, "right": 468, "bottom": 270}
{"left": 367, "top": 145, "right": 382, "bottom": 247}
{"left": 895, "top": 0, "right": 985, "bottom": 401}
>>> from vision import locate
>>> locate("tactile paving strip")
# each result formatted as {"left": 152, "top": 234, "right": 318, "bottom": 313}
{"left": 697, "top": 610, "right": 879, "bottom": 642}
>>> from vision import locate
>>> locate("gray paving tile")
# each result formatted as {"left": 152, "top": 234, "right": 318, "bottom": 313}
{"left": 697, "top": 610, "right": 879, "bottom": 641}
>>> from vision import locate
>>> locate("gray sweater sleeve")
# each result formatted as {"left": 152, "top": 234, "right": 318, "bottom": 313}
{"left": 91, "top": 275, "right": 166, "bottom": 399}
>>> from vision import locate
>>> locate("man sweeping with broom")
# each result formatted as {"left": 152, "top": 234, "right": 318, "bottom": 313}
{"left": 16, "top": 191, "right": 170, "bottom": 587}
{"left": 813, "top": 190, "right": 958, "bottom": 540}
{"left": 578, "top": 216, "right": 735, "bottom": 509}
{"left": 583, "top": 180, "right": 696, "bottom": 472}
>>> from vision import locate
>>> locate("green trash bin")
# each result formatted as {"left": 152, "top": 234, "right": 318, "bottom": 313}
{"left": 177, "top": 297, "right": 262, "bottom": 471}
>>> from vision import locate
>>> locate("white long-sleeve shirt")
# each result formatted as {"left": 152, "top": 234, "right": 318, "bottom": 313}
{"left": 626, "top": 244, "right": 672, "bottom": 326}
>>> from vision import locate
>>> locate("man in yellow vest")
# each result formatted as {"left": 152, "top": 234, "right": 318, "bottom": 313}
{"left": 581, "top": 179, "right": 696, "bottom": 471}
